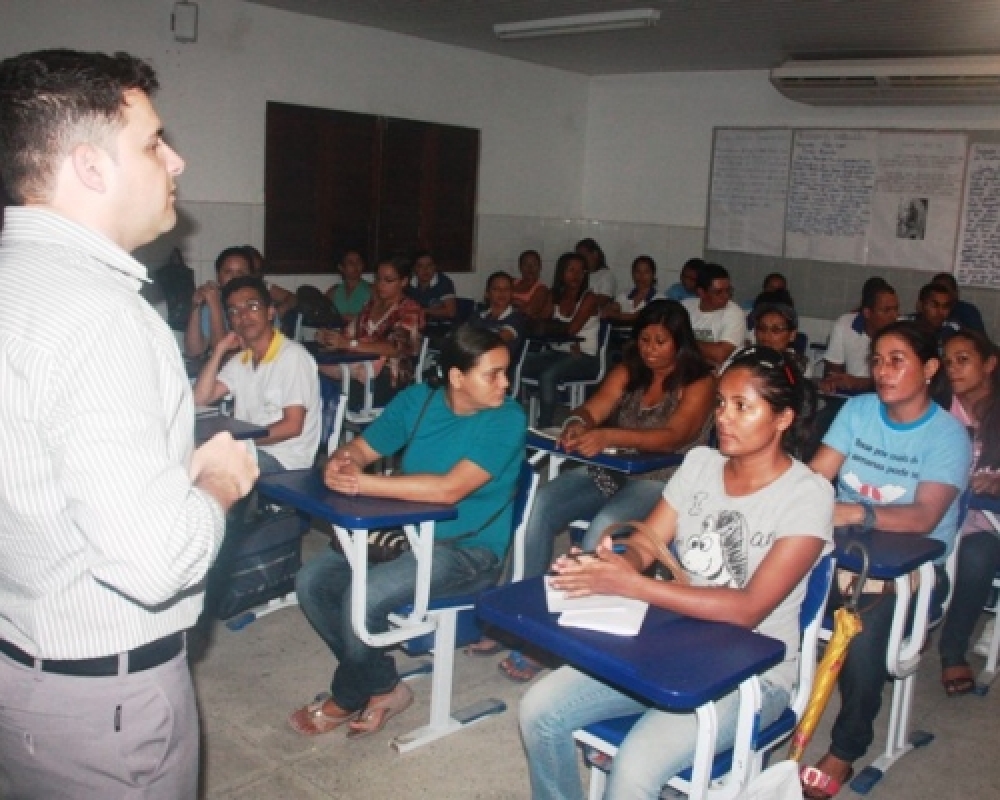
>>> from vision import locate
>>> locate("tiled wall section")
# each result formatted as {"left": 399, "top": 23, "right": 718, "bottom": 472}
{"left": 133, "top": 202, "right": 707, "bottom": 303}
{"left": 706, "top": 249, "right": 1000, "bottom": 344}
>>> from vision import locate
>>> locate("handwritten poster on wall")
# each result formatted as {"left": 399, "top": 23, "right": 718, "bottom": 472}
{"left": 956, "top": 143, "right": 1000, "bottom": 287}
{"left": 707, "top": 129, "right": 791, "bottom": 256}
{"left": 867, "top": 132, "right": 967, "bottom": 273}
{"left": 785, "top": 130, "right": 877, "bottom": 263}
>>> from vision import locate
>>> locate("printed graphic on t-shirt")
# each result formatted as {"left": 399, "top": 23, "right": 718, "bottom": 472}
{"left": 680, "top": 511, "right": 750, "bottom": 587}
{"left": 842, "top": 471, "right": 907, "bottom": 503}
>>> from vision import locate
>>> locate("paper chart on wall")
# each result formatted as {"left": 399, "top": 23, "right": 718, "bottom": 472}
{"left": 955, "top": 143, "right": 1000, "bottom": 288}
{"left": 867, "top": 132, "right": 967, "bottom": 272}
{"left": 707, "top": 129, "right": 791, "bottom": 256}
{"left": 785, "top": 130, "right": 877, "bottom": 264}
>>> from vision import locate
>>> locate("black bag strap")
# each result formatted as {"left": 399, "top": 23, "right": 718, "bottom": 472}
{"left": 400, "top": 387, "right": 437, "bottom": 456}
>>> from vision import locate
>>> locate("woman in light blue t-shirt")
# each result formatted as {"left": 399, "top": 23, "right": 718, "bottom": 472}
{"left": 804, "top": 319, "right": 971, "bottom": 800}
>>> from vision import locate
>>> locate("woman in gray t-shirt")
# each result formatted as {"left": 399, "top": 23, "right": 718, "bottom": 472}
{"left": 520, "top": 346, "right": 834, "bottom": 800}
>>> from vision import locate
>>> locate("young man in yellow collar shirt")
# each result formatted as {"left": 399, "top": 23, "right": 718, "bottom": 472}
{"left": 194, "top": 275, "right": 322, "bottom": 474}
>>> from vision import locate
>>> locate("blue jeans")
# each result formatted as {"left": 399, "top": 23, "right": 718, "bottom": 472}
{"left": 296, "top": 543, "right": 500, "bottom": 711}
{"left": 522, "top": 351, "right": 600, "bottom": 427}
{"left": 939, "top": 530, "right": 1000, "bottom": 668}
{"left": 828, "top": 565, "right": 949, "bottom": 764}
{"left": 523, "top": 470, "right": 666, "bottom": 580}
{"left": 520, "top": 665, "right": 790, "bottom": 800}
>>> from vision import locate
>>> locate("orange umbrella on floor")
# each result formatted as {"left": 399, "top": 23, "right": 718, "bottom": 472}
{"left": 788, "top": 542, "right": 869, "bottom": 762}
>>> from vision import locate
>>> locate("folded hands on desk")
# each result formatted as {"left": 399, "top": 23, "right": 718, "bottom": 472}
{"left": 548, "top": 540, "right": 639, "bottom": 599}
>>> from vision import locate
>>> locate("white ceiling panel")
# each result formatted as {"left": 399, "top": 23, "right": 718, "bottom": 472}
{"left": 242, "top": 1, "right": 1000, "bottom": 75}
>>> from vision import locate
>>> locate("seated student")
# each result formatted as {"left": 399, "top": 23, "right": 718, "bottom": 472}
{"left": 803, "top": 319, "right": 971, "bottom": 800}
{"left": 315, "top": 256, "right": 424, "bottom": 411}
{"left": 602, "top": 255, "right": 659, "bottom": 324}
{"left": 407, "top": 250, "right": 456, "bottom": 323}
{"left": 938, "top": 329, "right": 1000, "bottom": 696}
{"left": 192, "top": 276, "right": 321, "bottom": 474}
{"left": 903, "top": 282, "right": 961, "bottom": 348}
{"left": 511, "top": 249, "right": 552, "bottom": 321}
{"left": 469, "top": 270, "right": 527, "bottom": 356}
{"left": 492, "top": 299, "right": 715, "bottom": 680}
{"left": 664, "top": 257, "right": 703, "bottom": 302}
{"left": 753, "top": 290, "right": 810, "bottom": 377}
{"left": 682, "top": 262, "right": 745, "bottom": 368}
{"left": 821, "top": 277, "right": 899, "bottom": 394}
{"left": 932, "top": 271, "right": 985, "bottom": 333}
{"left": 742, "top": 272, "right": 792, "bottom": 311}
{"left": 184, "top": 246, "right": 252, "bottom": 357}
{"left": 520, "top": 347, "right": 833, "bottom": 800}
{"left": 575, "top": 237, "right": 615, "bottom": 308}
{"left": 326, "top": 248, "right": 371, "bottom": 322}
{"left": 244, "top": 244, "right": 298, "bottom": 322}
{"left": 290, "top": 328, "right": 526, "bottom": 739}
{"left": 520, "top": 252, "right": 601, "bottom": 428}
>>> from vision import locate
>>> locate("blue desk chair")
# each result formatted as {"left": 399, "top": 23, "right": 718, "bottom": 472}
{"left": 523, "top": 321, "right": 612, "bottom": 427}
{"left": 574, "top": 555, "right": 834, "bottom": 800}
{"left": 387, "top": 461, "right": 540, "bottom": 752}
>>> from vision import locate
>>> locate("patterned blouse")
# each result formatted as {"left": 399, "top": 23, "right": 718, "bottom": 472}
{"left": 348, "top": 296, "right": 425, "bottom": 387}
{"left": 611, "top": 384, "right": 714, "bottom": 482}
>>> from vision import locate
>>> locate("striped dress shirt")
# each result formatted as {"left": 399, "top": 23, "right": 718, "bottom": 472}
{"left": 0, "top": 208, "right": 225, "bottom": 659}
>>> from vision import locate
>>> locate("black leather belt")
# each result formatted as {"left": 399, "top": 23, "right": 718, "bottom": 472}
{"left": 0, "top": 633, "right": 184, "bottom": 677}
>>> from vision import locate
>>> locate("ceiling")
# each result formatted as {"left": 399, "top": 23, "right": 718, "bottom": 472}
{"left": 242, "top": 1, "right": 1000, "bottom": 76}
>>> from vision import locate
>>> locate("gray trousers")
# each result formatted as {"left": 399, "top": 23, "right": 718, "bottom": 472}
{"left": 0, "top": 644, "right": 198, "bottom": 799}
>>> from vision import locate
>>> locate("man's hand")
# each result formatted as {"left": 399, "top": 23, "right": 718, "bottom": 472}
{"left": 189, "top": 432, "right": 258, "bottom": 512}
{"left": 201, "top": 281, "right": 222, "bottom": 309}
{"left": 316, "top": 328, "right": 346, "bottom": 350}
{"left": 214, "top": 331, "right": 243, "bottom": 359}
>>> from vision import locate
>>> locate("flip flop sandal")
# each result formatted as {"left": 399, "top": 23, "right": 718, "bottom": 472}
{"left": 941, "top": 666, "right": 977, "bottom": 697}
{"left": 463, "top": 638, "right": 505, "bottom": 657}
{"left": 346, "top": 681, "right": 414, "bottom": 740}
{"left": 498, "top": 651, "right": 545, "bottom": 683}
{"left": 288, "top": 692, "right": 359, "bottom": 736}
{"left": 801, "top": 765, "right": 854, "bottom": 800}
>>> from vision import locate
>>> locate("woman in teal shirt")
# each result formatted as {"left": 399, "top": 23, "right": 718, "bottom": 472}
{"left": 290, "top": 326, "right": 526, "bottom": 739}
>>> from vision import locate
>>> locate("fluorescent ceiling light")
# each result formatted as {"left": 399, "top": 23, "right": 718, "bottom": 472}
{"left": 494, "top": 8, "right": 661, "bottom": 40}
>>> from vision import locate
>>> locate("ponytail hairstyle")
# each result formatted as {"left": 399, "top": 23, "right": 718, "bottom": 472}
{"left": 947, "top": 328, "right": 1000, "bottom": 469}
{"left": 722, "top": 345, "right": 817, "bottom": 459}
{"left": 427, "top": 325, "right": 507, "bottom": 390}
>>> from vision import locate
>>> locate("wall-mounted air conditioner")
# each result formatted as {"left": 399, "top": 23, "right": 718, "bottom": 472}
{"left": 770, "top": 56, "right": 1000, "bottom": 106}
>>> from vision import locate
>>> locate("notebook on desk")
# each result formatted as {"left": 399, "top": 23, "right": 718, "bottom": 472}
{"left": 544, "top": 576, "right": 648, "bottom": 636}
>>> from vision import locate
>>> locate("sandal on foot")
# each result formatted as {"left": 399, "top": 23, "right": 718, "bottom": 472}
{"left": 463, "top": 637, "right": 504, "bottom": 657}
{"left": 498, "top": 651, "right": 545, "bottom": 683}
{"left": 942, "top": 665, "right": 976, "bottom": 697}
{"left": 346, "top": 682, "right": 414, "bottom": 740}
{"left": 288, "top": 692, "right": 359, "bottom": 736}
{"left": 801, "top": 765, "right": 853, "bottom": 800}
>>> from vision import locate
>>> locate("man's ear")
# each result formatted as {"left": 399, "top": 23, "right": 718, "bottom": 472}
{"left": 70, "top": 142, "right": 109, "bottom": 193}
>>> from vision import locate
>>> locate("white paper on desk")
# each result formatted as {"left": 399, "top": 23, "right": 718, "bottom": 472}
{"left": 558, "top": 602, "right": 648, "bottom": 637}
{"left": 545, "top": 576, "right": 628, "bottom": 613}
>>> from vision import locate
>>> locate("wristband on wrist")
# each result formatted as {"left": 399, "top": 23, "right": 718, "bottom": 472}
{"left": 859, "top": 499, "right": 877, "bottom": 531}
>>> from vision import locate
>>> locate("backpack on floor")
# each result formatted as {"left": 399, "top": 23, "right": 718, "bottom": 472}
{"left": 205, "top": 506, "right": 306, "bottom": 620}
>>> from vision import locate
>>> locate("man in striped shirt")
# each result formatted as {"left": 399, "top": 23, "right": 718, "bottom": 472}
{"left": 0, "top": 50, "right": 258, "bottom": 798}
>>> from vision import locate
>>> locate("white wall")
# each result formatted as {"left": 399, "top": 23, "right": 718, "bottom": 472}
{"left": 2, "top": 0, "right": 590, "bottom": 292}
{"left": 584, "top": 70, "right": 1000, "bottom": 228}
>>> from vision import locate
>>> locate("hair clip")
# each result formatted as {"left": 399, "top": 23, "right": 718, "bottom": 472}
{"left": 784, "top": 364, "right": 796, "bottom": 385}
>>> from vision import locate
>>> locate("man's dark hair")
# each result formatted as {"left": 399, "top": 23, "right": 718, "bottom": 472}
{"left": 215, "top": 246, "right": 253, "bottom": 276}
{"left": 695, "top": 262, "right": 730, "bottom": 292}
{"left": 918, "top": 282, "right": 951, "bottom": 304}
{"left": 221, "top": 275, "right": 271, "bottom": 309}
{"left": 931, "top": 272, "right": 958, "bottom": 293}
{"left": 0, "top": 49, "right": 158, "bottom": 203}
{"left": 860, "top": 277, "right": 895, "bottom": 311}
